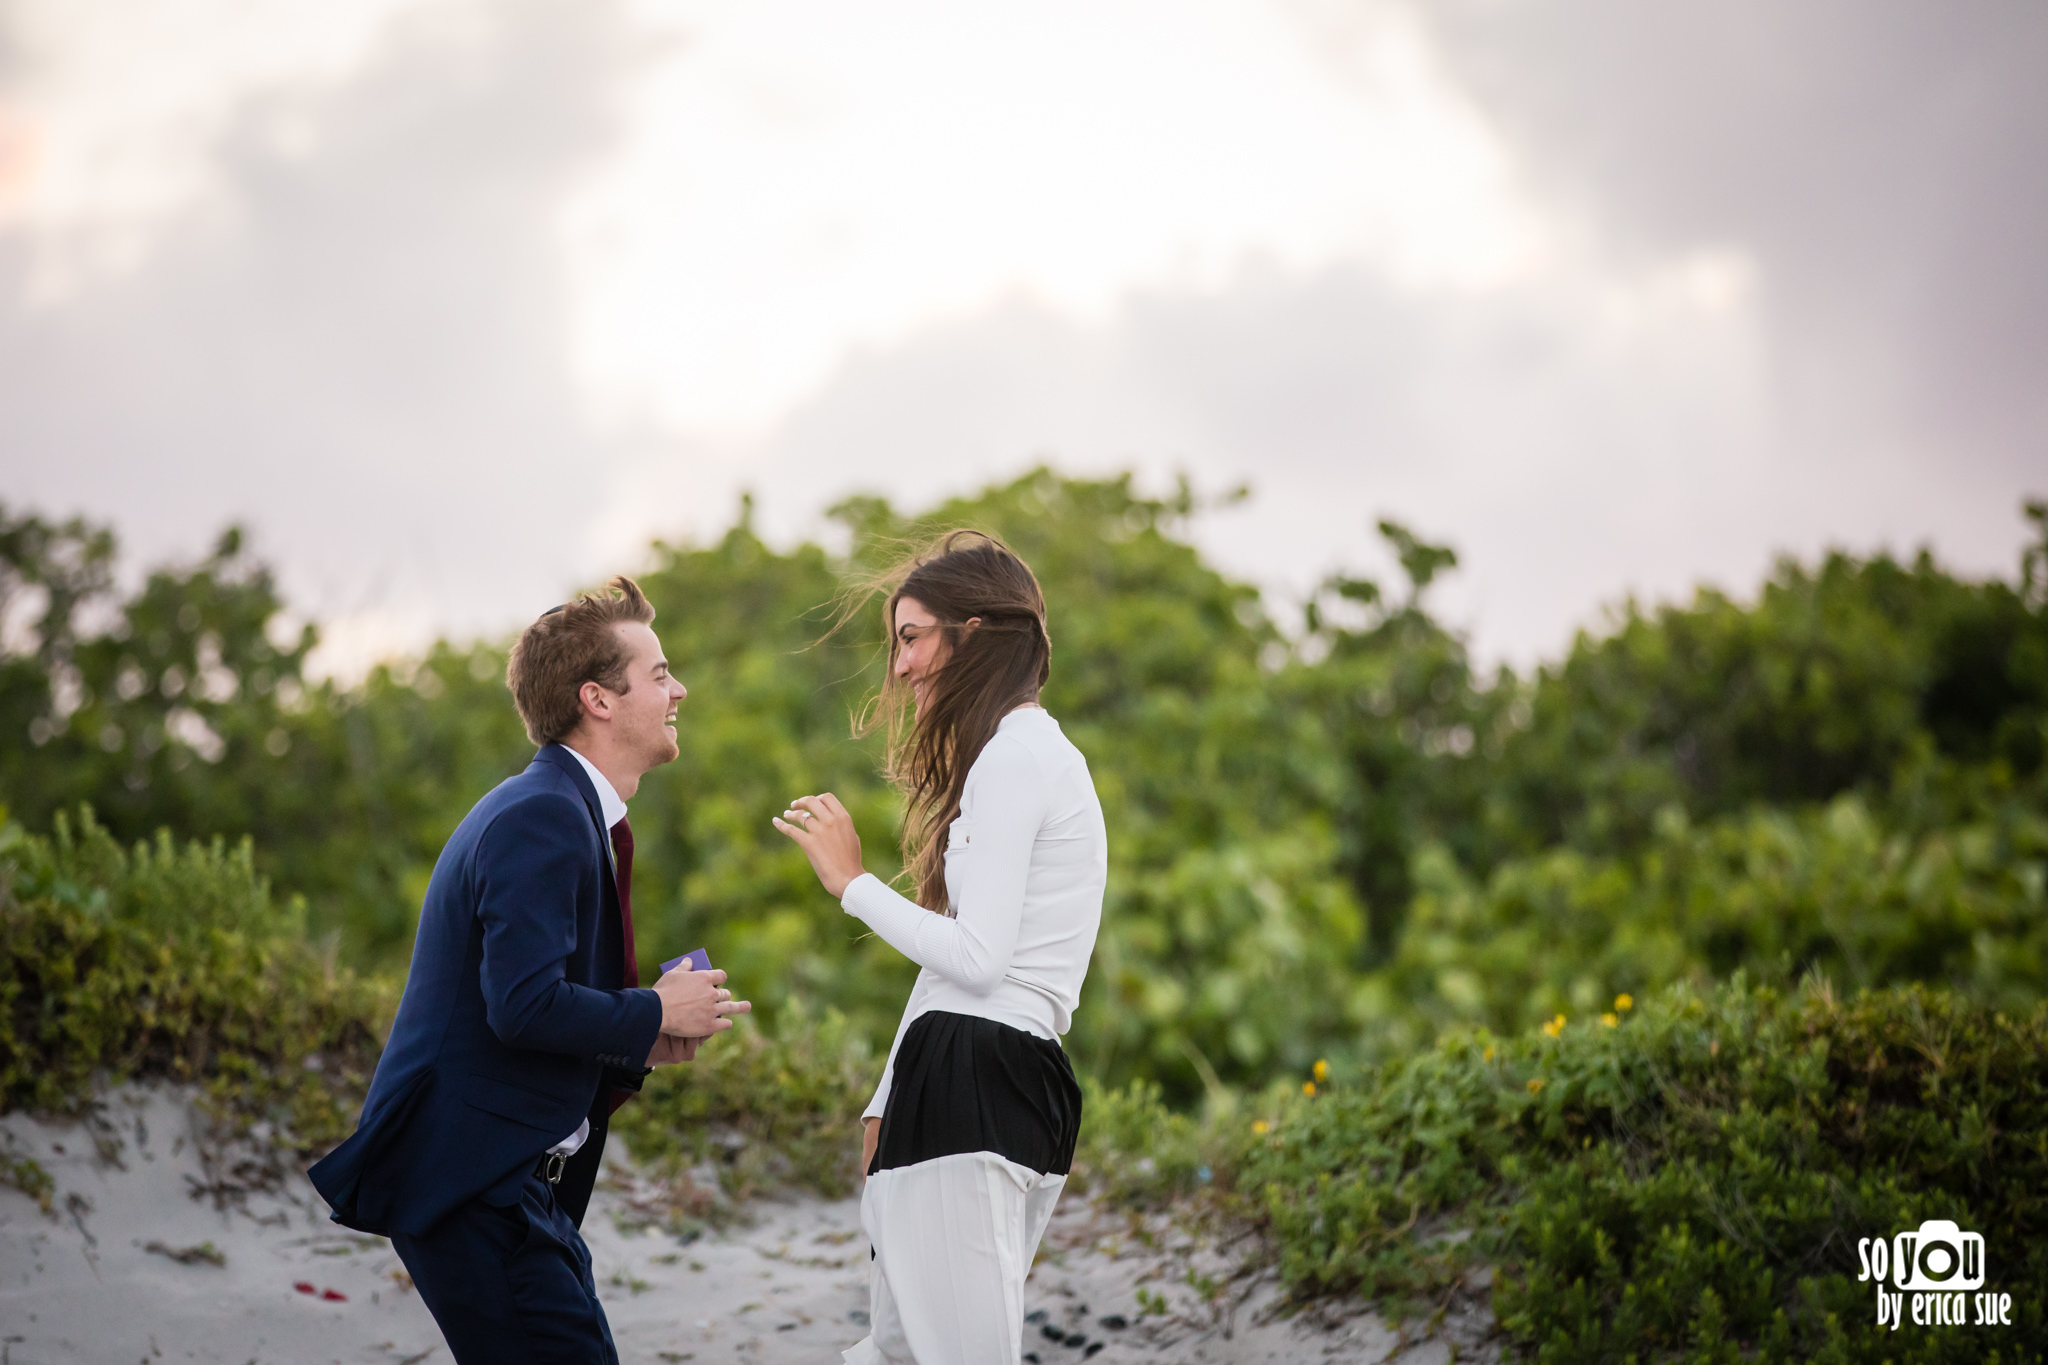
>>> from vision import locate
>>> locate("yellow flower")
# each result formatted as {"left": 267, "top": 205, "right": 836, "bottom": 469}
{"left": 1252, "top": 1120, "right": 1269, "bottom": 1136}
{"left": 1313, "top": 1059, "right": 1329, "bottom": 1083}
{"left": 1302, "top": 1080, "right": 1317, "bottom": 1097}
{"left": 1615, "top": 993, "right": 1634, "bottom": 1013}
{"left": 1601, "top": 1013, "right": 1618, "bottom": 1028}
{"left": 1527, "top": 1077, "right": 1545, "bottom": 1094}
{"left": 1541, "top": 1013, "right": 1566, "bottom": 1038}
{"left": 1482, "top": 1045, "right": 1495, "bottom": 1063}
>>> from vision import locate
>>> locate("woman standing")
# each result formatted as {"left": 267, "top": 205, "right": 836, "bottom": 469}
{"left": 774, "top": 530, "right": 1107, "bottom": 1365}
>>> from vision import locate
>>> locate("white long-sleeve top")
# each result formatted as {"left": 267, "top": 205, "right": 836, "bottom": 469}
{"left": 843, "top": 707, "right": 1107, "bottom": 1121}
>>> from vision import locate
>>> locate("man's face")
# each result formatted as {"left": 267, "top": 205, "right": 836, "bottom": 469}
{"left": 606, "top": 622, "right": 686, "bottom": 773}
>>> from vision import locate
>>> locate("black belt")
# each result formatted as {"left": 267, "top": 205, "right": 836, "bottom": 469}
{"left": 537, "top": 1150, "right": 568, "bottom": 1185}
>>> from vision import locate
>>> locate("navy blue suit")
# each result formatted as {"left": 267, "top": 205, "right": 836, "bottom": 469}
{"left": 309, "top": 744, "right": 664, "bottom": 1362}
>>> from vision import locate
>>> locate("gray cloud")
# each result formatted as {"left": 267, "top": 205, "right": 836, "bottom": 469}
{"left": 729, "top": 256, "right": 2019, "bottom": 665}
{"left": 0, "top": 0, "right": 646, "bottom": 639}
{"left": 1420, "top": 0, "right": 2048, "bottom": 472}
{"left": 710, "top": 1, "right": 2047, "bottom": 662}
{"left": 1, "top": 0, "right": 2039, "bottom": 672}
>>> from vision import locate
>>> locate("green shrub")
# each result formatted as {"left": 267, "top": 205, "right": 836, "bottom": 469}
{"left": 0, "top": 809, "right": 390, "bottom": 1149}
{"left": 1489, "top": 520, "right": 2048, "bottom": 858}
{"left": 0, "top": 1149, "right": 54, "bottom": 1212}
{"left": 1230, "top": 977, "right": 2048, "bottom": 1361}
{"left": 606, "top": 1003, "right": 1238, "bottom": 1214}
{"left": 1353, "top": 797, "right": 2048, "bottom": 1056}
{"left": 608, "top": 999, "right": 879, "bottom": 1202}
{"left": 11, "top": 490, "right": 2047, "bottom": 1103}
{"left": 1068, "top": 1074, "right": 1214, "bottom": 1207}
{"left": 608, "top": 1005, "right": 1266, "bottom": 1223}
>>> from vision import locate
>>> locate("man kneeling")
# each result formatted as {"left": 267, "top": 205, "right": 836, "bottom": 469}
{"left": 310, "top": 577, "right": 749, "bottom": 1364}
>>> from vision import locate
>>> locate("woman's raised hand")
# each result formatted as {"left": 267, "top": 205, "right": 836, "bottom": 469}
{"left": 773, "top": 792, "right": 866, "bottom": 899}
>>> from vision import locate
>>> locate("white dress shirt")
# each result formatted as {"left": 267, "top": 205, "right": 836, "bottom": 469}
{"left": 549, "top": 743, "right": 630, "bottom": 1157}
{"left": 562, "top": 743, "right": 630, "bottom": 843}
{"left": 842, "top": 707, "right": 1107, "bottom": 1120}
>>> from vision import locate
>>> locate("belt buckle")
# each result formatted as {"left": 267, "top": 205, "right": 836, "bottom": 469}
{"left": 542, "top": 1150, "right": 568, "bottom": 1185}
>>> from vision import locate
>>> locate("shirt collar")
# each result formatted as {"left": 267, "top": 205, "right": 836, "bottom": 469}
{"left": 560, "top": 744, "right": 629, "bottom": 829}
{"left": 997, "top": 704, "right": 1048, "bottom": 735}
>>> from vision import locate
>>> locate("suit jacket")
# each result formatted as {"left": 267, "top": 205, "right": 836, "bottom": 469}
{"left": 308, "top": 745, "right": 663, "bottom": 1236}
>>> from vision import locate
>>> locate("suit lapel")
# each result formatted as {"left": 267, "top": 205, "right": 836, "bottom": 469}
{"left": 531, "top": 745, "right": 622, "bottom": 990}
{"left": 534, "top": 745, "right": 615, "bottom": 866}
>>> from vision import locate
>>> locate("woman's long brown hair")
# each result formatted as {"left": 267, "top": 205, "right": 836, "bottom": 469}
{"left": 852, "top": 530, "right": 1051, "bottom": 914}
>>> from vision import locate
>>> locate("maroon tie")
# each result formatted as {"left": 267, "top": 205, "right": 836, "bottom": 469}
{"left": 612, "top": 817, "right": 639, "bottom": 988}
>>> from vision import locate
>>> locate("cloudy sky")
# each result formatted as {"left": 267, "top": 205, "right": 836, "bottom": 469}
{"left": 1, "top": 0, "right": 2041, "bottom": 672}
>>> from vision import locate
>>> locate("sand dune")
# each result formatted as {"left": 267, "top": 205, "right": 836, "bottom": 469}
{"left": 0, "top": 1086, "right": 1489, "bottom": 1364}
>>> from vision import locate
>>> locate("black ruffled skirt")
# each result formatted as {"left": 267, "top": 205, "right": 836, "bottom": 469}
{"left": 868, "top": 1010, "right": 1082, "bottom": 1178}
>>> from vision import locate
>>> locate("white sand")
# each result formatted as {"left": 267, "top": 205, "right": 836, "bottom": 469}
{"left": 0, "top": 1087, "right": 1494, "bottom": 1364}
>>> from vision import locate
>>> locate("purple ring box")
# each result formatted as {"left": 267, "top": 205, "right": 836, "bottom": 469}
{"left": 659, "top": 948, "right": 712, "bottom": 975}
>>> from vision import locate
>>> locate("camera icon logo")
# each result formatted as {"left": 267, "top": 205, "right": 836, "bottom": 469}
{"left": 1892, "top": 1220, "right": 1985, "bottom": 1293}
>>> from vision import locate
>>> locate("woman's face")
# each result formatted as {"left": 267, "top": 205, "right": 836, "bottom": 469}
{"left": 893, "top": 595, "right": 974, "bottom": 715}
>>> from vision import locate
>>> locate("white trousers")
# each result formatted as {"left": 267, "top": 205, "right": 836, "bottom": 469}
{"left": 842, "top": 1151, "right": 1068, "bottom": 1365}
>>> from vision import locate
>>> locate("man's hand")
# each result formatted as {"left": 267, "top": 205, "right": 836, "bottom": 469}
{"left": 772, "top": 792, "right": 866, "bottom": 899}
{"left": 652, "top": 963, "right": 752, "bottom": 1037}
{"left": 646, "top": 1033, "right": 701, "bottom": 1066}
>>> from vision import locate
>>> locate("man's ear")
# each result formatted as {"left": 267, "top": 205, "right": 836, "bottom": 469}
{"left": 578, "top": 679, "right": 612, "bottom": 721}
{"left": 965, "top": 616, "right": 983, "bottom": 630}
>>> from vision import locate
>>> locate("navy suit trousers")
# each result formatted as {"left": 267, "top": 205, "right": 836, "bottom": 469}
{"left": 390, "top": 1173, "right": 619, "bottom": 1365}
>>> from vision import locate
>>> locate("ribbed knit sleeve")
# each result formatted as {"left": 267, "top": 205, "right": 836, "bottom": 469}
{"left": 839, "top": 734, "right": 1048, "bottom": 992}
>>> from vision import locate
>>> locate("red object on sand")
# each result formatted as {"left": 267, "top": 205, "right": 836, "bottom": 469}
{"left": 294, "top": 1282, "right": 316, "bottom": 1295}
{"left": 321, "top": 1288, "right": 348, "bottom": 1302}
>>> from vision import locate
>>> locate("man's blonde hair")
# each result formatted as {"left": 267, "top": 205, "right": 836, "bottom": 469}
{"left": 506, "top": 576, "right": 656, "bottom": 746}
